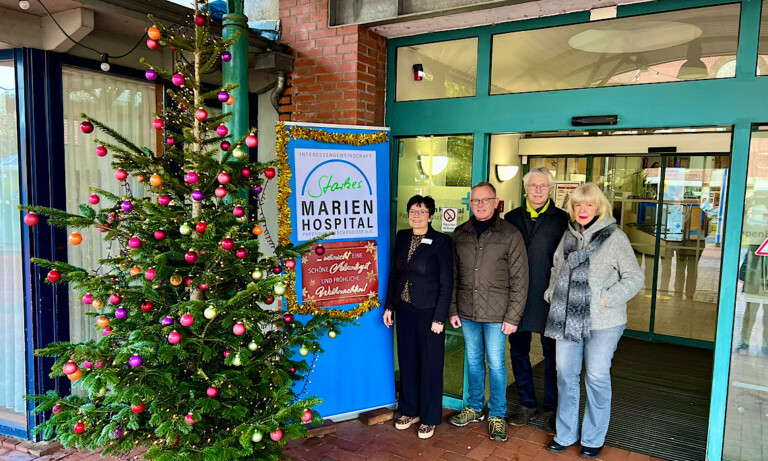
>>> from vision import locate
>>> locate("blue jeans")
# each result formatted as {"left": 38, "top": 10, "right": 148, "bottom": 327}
{"left": 462, "top": 319, "right": 508, "bottom": 419}
{"left": 554, "top": 325, "right": 624, "bottom": 448}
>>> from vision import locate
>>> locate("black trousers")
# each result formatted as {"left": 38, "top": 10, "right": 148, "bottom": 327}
{"left": 508, "top": 330, "right": 557, "bottom": 412}
{"left": 395, "top": 302, "right": 445, "bottom": 425}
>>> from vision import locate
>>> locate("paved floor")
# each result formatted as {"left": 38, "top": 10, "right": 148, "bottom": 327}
{"left": 0, "top": 409, "right": 663, "bottom": 461}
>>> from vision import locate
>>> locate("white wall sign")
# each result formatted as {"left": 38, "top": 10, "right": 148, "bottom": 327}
{"left": 441, "top": 207, "right": 458, "bottom": 233}
{"left": 554, "top": 182, "right": 581, "bottom": 209}
{"left": 295, "top": 148, "right": 378, "bottom": 240}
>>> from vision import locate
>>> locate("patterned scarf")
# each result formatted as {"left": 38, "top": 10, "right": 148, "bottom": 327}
{"left": 545, "top": 223, "right": 617, "bottom": 342}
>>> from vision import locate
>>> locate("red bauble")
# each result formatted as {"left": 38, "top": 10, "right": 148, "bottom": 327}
{"left": 195, "top": 108, "right": 208, "bottom": 121}
{"left": 218, "top": 172, "right": 231, "bottom": 184}
{"left": 195, "top": 222, "right": 208, "bottom": 233}
{"left": 74, "top": 422, "right": 85, "bottom": 434}
{"left": 264, "top": 167, "right": 276, "bottom": 179}
{"left": 109, "top": 294, "right": 122, "bottom": 305}
{"left": 194, "top": 14, "right": 206, "bottom": 26}
{"left": 301, "top": 409, "right": 313, "bottom": 423}
{"left": 80, "top": 121, "right": 94, "bottom": 133}
{"left": 141, "top": 301, "right": 154, "bottom": 313}
{"left": 285, "top": 258, "right": 296, "bottom": 270}
{"left": 283, "top": 313, "right": 293, "bottom": 323}
{"left": 115, "top": 169, "right": 128, "bottom": 181}
{"left": 154, "top": 230, "right": 167, "bottom": 241}
{"left": 273, "top": 266, "right": 282, "bottom": 274}
{"left": 290, "top": 367, "right": 296, "bottom": 373}
{"left": 62, "top": 361, "right": 78, "bottom": 375}
{"left": 198, "top": 283, "right": 209, "bottom": 291}
{"left": 270, "top": 428, "right": 283, "bottom": 441}
{"left": 221, "top": 238, "right": 235, "bottom": 250}
{"left": 145, "top": 268, "right": 156, "bottom": 280}
{"left": 185, "top": 250, "right": 198, "bottom": 263}
{"left": 233, "top": 206, "right": 245, "bottom": 217}
{"left": 220, "top": 141, "right": 231, "bottom": 151}
{"left": 185, "top": 413, "right": 196, "bottom": 425}
{"left": 146, "top": 38, "right": 159, "bottom": 50}
{"left": 131, "top": 402, "right": 145, "bottom": 414}
{"left": 265, "top": 296, "right": 275, "bottom": 305}
{"left": 89, "top": 194, "right": 100, "bottom": 204}
{"left": 233, "top": 322, "right": 246, "bottom": 336}
{"left": 96, "top": 145, "right": 107, "bottom": 157}
{"left": 152, "top": 118, "right": 164, "bottom": 130}
{"left": 168, "top": 331, "right": 181, "bottom": 344}
{"left": 223, "top": 349, "right": 231, "bottom": 358}
{"left": 24, "top": 212, "right": 39, "bottom": 226}
{"left": 180, "top": 314, "right": 194, "bottom": 327}
{"left": 215, "top": 187, "right": 227, "bottom": 198}
{"left": 235, "top": 248, "right": 248, "bottom": 259}
{"left": 240, "top": 168, "right": 251, "bottom": 178}
{"left": 47, "top": 270, "right": 61, "bottom": 283}
{"left": 245, "top": 134, "right": 258, "bottom": 148}
{"left": 315, "top": 245, "right": 325, "bottom": 255}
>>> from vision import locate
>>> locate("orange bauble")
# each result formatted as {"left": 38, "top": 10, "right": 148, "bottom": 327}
{"left": 69, "top": 232, "right": 83, "bottom": 245}
{"left": 130, "top": 266, "right": 142, "bottom": 276}
{"left": 67, "top": 369, "right": 82, "bottom": 381}
{"left": 170, "top": 274, "right": 183, "bottom": 286}
{"left": 225, "top": 95, "right": 234, "bottom": 106}
{"left": 149, "top": 174, "right": 163, "bottom": 187}
{"left": 252, "top": 225, "right": 263, "bottom": 236}
{"left": 97, "top": 316, "right": 110, "bottom": 328}
{"left": 147, "top": 26, "right": 161, "bottom": 40}
{"left": 136, "top": 174, "right": 146, "bottom": 183}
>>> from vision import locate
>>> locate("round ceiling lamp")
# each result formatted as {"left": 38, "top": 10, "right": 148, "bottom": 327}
{"left": 569, "top": 21, "right": 702, "bottom": 53}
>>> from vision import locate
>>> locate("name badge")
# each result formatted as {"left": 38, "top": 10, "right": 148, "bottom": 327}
{"left": 422, "top": 238, "right": 433, "bottom": 245}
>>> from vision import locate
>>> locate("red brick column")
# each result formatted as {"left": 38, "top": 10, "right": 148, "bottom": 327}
{"left": 278, "top": 0, "right": 387, "bottom": 126}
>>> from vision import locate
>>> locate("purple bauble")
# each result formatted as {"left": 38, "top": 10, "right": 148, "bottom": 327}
{"left": 221, "top": 51, "right": 232, "bottom": 62}
{"left": 129, "top": 355, "right": 142, "bottom": 367}
{"left": 252, "top": 185, "right": 263, "bottom": 194}
{"left": 158, "top": 195, "right": 171, "bottom": 206}
{"left": 145, "top": 69, "right": 157, "bottom": 81}
{"left": 115, "top": 308, "right": 127, "bottom": 319}
{"left": 121, "top": 200, "right": 133, "bottom": 212}
{"left": 192, "top": 190, "right": 204, "bottom": 201}
{"left": 217, "top": 91, "right": 229, "bottom": 102}
{"left": 112, "top": 428, "right": 123, "bottom": 439}
{"left": 161, "top": 316, "right": 174, "bottom": 326}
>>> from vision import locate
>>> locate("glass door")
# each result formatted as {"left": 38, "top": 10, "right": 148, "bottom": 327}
{"left": 0, "top": 58, "right": 27, "bottom": 435}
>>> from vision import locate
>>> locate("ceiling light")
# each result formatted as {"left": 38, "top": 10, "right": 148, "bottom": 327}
{"left": 496, "top": 165, "right": 519, "bottom": 182}
{"left": 419, "top": 155, "right": 449, "bottom": 175}
{"left": 19, "top": 0, "right": 30, "bottom": 10}
{"left": 100, "top": 54, "right": 110, "bottom": 72}
{"left": 677, "top": 41, "right": 708, "bottom": 80}
{"left": 569, "top": 21, "right": 701, "bottom": 53}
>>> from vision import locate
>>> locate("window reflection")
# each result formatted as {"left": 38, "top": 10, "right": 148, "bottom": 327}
{"left": 396, "top": 38, "right": 478, "bottom": 101}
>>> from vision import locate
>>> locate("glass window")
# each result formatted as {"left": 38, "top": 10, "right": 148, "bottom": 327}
{"left": 396, "top": 135, "right": 473, "bottom": 231}
{"left": 62, "top": 68, "right": 156, "bottom": 344}
{"left": 723, "top": 126, "right": 768, "bottom": 460}
{"left": 0, "top": 60, "right": 26, "bottom": 430}
{"left": 759, "top": 0, "right": 768, "bottom": 75}
{"left": 396, "top": 38, "right": 478, "bottom": 101}
{"left": 489, "top": 134, "right": 524, "bottom": 213}
{"left": 491, "top": 4, "right": 741, "bottom": 94}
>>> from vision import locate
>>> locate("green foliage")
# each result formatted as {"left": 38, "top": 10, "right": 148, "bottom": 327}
{"left": 23, "top": 3, "right": 350, "bottom": 460}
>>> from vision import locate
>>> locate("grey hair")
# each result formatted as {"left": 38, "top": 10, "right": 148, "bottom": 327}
{"left": 523, "top": 167, "right": 555, "bottom": 188}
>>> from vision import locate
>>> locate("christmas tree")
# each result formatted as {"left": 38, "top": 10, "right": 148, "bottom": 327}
{"left": 21, "top": 3, "right": 348, "bottom": 459}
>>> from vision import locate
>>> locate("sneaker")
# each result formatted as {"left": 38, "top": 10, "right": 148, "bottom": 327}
{"left": 508, "top": 406, "right": 538, "bottom": 426}
{"left": 580, "top": 445, "right": 603, "bottom": 459}
{"left": 417, "top": 424, "right": 435, "bottom": 439}
{"left": 394, "top": 415, "right": 419, "bottom": 430}
{"left": 449, "top": 406, "right": 484, "bottom": 427}
{"left": 488, "top": 417, "right": 507, "bottom": 442}
{"left": 542, "top": 411, "right": 556, "bottom": 435}
{"left": 546, "top": 439, "right": 569, "bottom": 453}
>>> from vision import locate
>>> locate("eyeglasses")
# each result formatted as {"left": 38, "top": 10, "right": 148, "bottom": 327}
{"left": 469, "top": 197, "right": 496, "bottom": 205}
{"left": 409, "top": 210, "right": 429, "bottom": 216}
{"left": 526, "top": 184, "right": 550, "bottom": 190}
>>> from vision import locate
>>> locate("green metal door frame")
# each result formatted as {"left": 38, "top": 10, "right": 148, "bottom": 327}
{"left": 384, "top": 0, "right": 763, "bottom": 458}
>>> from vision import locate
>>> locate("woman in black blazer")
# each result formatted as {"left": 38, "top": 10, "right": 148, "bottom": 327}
{"left": 384, "top": 195, "right": 454, "bottom": 439}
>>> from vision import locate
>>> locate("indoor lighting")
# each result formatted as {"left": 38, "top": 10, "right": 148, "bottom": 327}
{"left": 677, "top": 41, "right": 708, "bottom": 80}
{"left": 496, "top": 165, "right": 519, "bottom": 182}
{"left": 100, "top": 54, "right": 111, "bottom": 72}
{"left": 18, "top": 0, "right": 30, "bottom": 10}
{"left": 419, "top": 155, "right": 449, "bottom": 175}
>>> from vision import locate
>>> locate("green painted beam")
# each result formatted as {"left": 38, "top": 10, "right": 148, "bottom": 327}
{"left": 223, "top": 0, "right": 249, "bottom": 145}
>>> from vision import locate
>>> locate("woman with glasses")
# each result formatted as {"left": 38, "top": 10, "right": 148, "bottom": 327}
{"left": 384, "top": 195, "right": 454, "bottom": 439}
{"left": 543, "top": 183, "right": 644, "bottom": 459}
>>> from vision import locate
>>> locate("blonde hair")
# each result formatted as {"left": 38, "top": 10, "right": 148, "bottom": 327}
{"left": 567, "top": 183, "right": 612, "bottom": 222}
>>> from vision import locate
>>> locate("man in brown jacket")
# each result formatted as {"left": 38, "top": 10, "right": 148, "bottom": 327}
{"left": 448, "top": 182, "right": 529, "bottom": 442}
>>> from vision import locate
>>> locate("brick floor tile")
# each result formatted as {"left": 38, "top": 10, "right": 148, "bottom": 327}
{"left": 627, "top": 453, "right": 651, "bottom": 461}
{"left": 509, "top": 425, "right": 536, "bottom": 441}
{"left": 527, "top": 429, "right": 550, "bottom": 445}
{"left": 601, "top": 445, "right": 632, "bottom": 461}
{"left": 323, "top": 447, "right": 367, "bottom": 461}
{"left": 329, "top": 437, "right": 362, "bottom": 453}
{"left": 439, "top": 452, "right": 473, "bottom": 461}
{"left": 0, "top": 452, "right": 36, "bottom": 461}
{"left": 517, "top": 440, "right": 545, "bottom": 458}
{"left": 466, "top": 439, "right": 496, "bottom": 460}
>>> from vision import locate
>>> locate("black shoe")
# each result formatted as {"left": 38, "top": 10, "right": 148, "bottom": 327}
{"left": 546, "top": 439, "right": 569, "bottom": 454}
{"left": 580, "top": 445, "right": 603, "bottom": 459}
{"left": 508, "top": 406, "right": 538, "bottom": 426}
{"left": 541, "top": 411, "right": 556, "bottom": 435}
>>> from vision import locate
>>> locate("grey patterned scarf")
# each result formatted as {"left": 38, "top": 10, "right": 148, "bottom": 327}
{"left": 545, "top": 223, "right": 616, "bottom": 342}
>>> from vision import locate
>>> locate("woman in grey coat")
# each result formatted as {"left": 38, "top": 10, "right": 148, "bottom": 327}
{"left": 543, "top": 183, "right": 644, "bottom": 459}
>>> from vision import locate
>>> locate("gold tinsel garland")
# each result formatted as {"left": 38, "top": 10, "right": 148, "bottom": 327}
{"left": 275, "top": 122, "right": 388, "bottom": 320}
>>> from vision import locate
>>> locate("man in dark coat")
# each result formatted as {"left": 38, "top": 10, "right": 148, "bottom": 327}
{"left": 503, "top": 167, "right": 569, "bottom": 435}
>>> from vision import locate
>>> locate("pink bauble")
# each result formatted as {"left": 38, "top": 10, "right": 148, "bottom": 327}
{"left": 301, "top": 409, "right": 313, "bottom": 423}
{"left": 171, "top": 73, "right": 184, "bottom": 86}
{"left": 89, "top": 194, "right": 100, "bottom": 204}
{"left": 24, "top": 212, "right": 39, "bottom": 226}
{"left": 184, "top": 413, "right": 196, "bottom": 425}
{"left": 115, "top": 169, "right": 128, "bottom": 181}
{"left": 285, "top": 258, "right": 296, "bottom": 270}
{"left": 168, "top": 331, "right": 181, "bottom": 344}
{"left": 131, "top": 402, "right": 145, "bottom": 413}
{"left": 233, "top": 206, "right": 245, "bottom": 217}
{"left": 83, "top": 361, "right": 93, "bottom": 369}
{"left": 240, "top": 168, "right": 251, "bottom": 178}
{"left": 95, "top": 361, "right": 103, "bottom": 368}
{"left": 233, "top": 322, "right": 246, "bottom": 335}
{"left": 102, "top": 327, "right": 112, "bottom": 336}
{"left": 154, "top": 230, "right": 166, "bottom": 241}
{"left": 52, "top": 404, "right": 61, "bottom": 414}
{"left": 198, "top": 283, "right": 209, "bottom": 291}
{"left": 185, "top": 251, "right": 198, "bottom": 263}
{"left": 245, "top": 134, "right": 258, "bottom": 148}
{"left": 235, "top": 248, "right": 248, "bottom": 259}
{"left": 194, "top": 14, "right": 205, "bottom": 26}
{"left": 185, "top": 171, "right": 199, "bottom": 184}
{"left": 216, "top": 125, "right": 228, "bottom": 136}
{"left": 82, "top": 293, "right": 93, "bottom": 304}
{"left": 206, "top": 387, "right": 219, "bottom": 398}
{"left": 270, "top": 428, "right": 283, "bottom": 441}
{"left": 96, "top": 145, "right": 108, "bottom": 157}
{"left": 180, "top": 314, "right": 194, "bottom": 327}
{"left": 152, "top": 118, "right": 164, "bottom": 130}
{"left": 158, "top": 195, "right": 171, "bottom": 206}
{"left": 166, "top": 137, "right": 175, "bottom": 146}
{"left": 223, "top": 349, "right": 231, "bottom": 358}
{"left": 215, "top": 187, "right": 227, "bottom": 198}
{"left": 218, "top": 172, "right": 231, "bottom": 184}
{"left": 145, "top": 268, "right": 156, "bottom": 280}
{"left": 109, "top": 294, "right": 122, "bottom": 305}
{"left": 128, "top": 237, "right": 141, "bottom": 249}
{"left": 63, "top": 361, "right": 78, "bottom": 375}
{"left": 146, "top": 38, "right": 159, "bottom": 50}
{"left": 80, "top": 121, "right": 94, "bottom": 133}
{"left": 184, "top": 277, "right": 193, "bottom": 286}
{"left": 221, "top": 238, "right": 235, "bottom": 250}
{"left": 195, "top": 108, "right": 208, "bottom": 121}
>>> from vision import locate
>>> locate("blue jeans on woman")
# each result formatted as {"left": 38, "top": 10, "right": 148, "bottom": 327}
{"left": 462, "top": 319, "right": 508, "bottom": 419}
{"left": 554, "top": 324, "right": 624, "bottom": 449}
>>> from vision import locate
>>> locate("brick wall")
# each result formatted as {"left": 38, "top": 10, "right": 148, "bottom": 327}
{"left": 278, "top": 0, "right": 387, "bottom": 126}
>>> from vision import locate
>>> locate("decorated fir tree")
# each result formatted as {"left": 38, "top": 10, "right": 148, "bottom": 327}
{"left": 21, "top": 3, "right": 348, "bottom": 460}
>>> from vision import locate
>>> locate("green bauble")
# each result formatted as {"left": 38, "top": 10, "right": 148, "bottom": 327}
{"left": 273, "top": 283, "right": 286, "bottom": 295}
{"left": 233, "top": 147, "right": 246, "bottom": 159}
{"left": 248, "top": 341, "right": 258, "bottom": 351}
{"left": 328, "top": 330, "right": 337, "bottom": 339}
{"left": 252, "top": 430, "right": 263, "bottom": 442}
{"left": 299, "top": 346, "right": 309, "bottom": 357}
{"left": 179, "top": 223, "right": 192, "bottom": 235}
{"left": 232, "top": 354, "right": 242, "bottom": 366}
{"left": 203, "top": 306, "right": 217, "bottom": 319}
{"left": 251, "top": 269, "right": 263, "bottom": 280}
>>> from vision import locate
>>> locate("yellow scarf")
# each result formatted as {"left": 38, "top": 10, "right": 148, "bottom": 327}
{"left": 526, "top": 198, "right": 550, "bottom": 220}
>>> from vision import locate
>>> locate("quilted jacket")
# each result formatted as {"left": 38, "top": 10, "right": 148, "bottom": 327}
{"left": 449, "top": 215, "right": 529, "bottom": 325}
